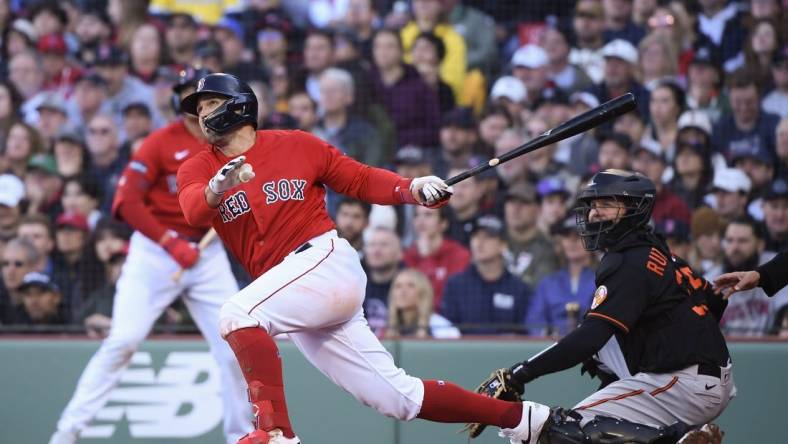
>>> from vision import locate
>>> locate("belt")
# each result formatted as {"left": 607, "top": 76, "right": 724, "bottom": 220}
{"left": 294, "top": 242, "right": 312, "bottom": 254}
{"left": 697, "top": 363, "right": 721, "bottom": 379}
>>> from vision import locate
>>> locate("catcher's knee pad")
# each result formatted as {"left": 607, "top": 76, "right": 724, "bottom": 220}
{"left": 539, "top": 409, "right": 687, "bottom": 444}
{"left": 219, "top": 301, "right": 259, "bottom": 338}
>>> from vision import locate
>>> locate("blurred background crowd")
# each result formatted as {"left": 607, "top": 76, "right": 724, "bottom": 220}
{"left": 0, "top": 0, "right": 787, "bottom": 338}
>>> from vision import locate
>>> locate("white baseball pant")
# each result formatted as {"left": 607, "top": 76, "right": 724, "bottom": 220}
{"left": 219, "top": 230, "right": 425, "bottom": 421}
{"left": 53, "top": 232, "right": 251, "bottom": 443}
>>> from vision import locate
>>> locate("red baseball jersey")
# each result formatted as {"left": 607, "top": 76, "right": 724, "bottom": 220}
{"left": 113, "top": 120, "right": 209, "bottom": 241}
{"left": 177, "top": 130, "right": 414, "bottom": 278}
{"left": 403, "top": 238, "right": 470, "bottom": 309}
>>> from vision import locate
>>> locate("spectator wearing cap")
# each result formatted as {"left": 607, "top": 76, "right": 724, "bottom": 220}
{"left": 669, "top": 139, "right": 714, "bottom": 210}
{"left": 51, "top": 211, "right": 101, "bottom": 320}
{"left": 689, "top": 207, "right": 725, "bottom": 276}
{"left": 712, "top": 72, "right": 781, "bottom": 165}
{"left": 94, "top": 44, "right": 164, "bottom": 131}
{"left": 24, "top": 153, "right": 64, "bottom": 220}
{"left": 526, "top": 215, "right": 596, "bottom": 336}
{"left": 361, "top": 227, "right": 404, "bottom": 334}
{"left": 446, "top": 167, "right": 485, "bottom": 247}
{"left": 9, "top": 51, "right": 47, "bottom": 124}
{"left": 411, "top": 32, "right": 456, "bottom": 115}
{"left": 440, "top": 215, "right": 532, "bottom": 335}
{"left": 708, "top": 167, "right": 752, "bottom": 223}
{"left": 695, "top": 0, "right": 747, "bottom": 68}
{"left": 561, "top": 92, "right": 601, "bottom": 175}
{"left": 569, "top": 0, "right": 607, "bottom": 84}
{"left": 729, "top": 140, "right": 775, "bottom": 219}
{"left": 14, "top": 271, "right": 67, "bottom": 327}
{"left": 762, "top": 47, "right": 788, "bottom": 118}
{"left": 121, "top": 102, "right": 153, "bottom": 144}
{"left": 596, "top": 131, "right": 632, "bottom": 171}
{"left": 510, "top": 44, "right": 556, "bottom": 110}
{"left": 401, "top": 0, "right": 467, "bottom": 100}
{"left": 53, "top": 130, "right": 88, "bottom": 178}
{"left": 0, "top": 237, "right": 39, "bottom": 324}
{"left": 433, "top": 108, "right": 477, "bottom": 178}
{"left": 73, "top": 9, "right": 113, "bottom": 67}
{"left": 4, "top": 19, "right": 38, "bottom": 62}
{"left": 587, "top": 38, "right": 650, "bottom": 120}
{"left": 536, "top": 177, "right": 571, "bottom": 236}
{"left": 540, "top": 27, "right": 592, "bottom": 96}
{"left": 392, "top": 146, "right": 432, "bottom": 246}
{"left": 3, "top": 120, "right": 45, "bottom": 178}
{"left": 67, "top": 73, "right": 110, "bottom": 134}
{"left": 632, "top": 140, "right": 691, "bottom": 225}
{"left": 164, "top": 13, "right": 199, "bottom": 66}
{"left": 504, "top": 182, "right": 560, "bottom": 288}
{"left": 489, "top": 76, "right": 526, "bottom": 125}
{"left": 17, "top": 214, "right": 55, "bottom": 275}
{"left": 404, "top": 205, "right": 470, "bottom": 309}
{"left": 602, "top": 0, "right": 646, "bottom": 45}
{"left": 761, "top": 177, "right": 788, "bottom": 253}
{"left": 0, "top": 174, "right": 25, "bottom": 241}
{"left": 685, "top": 44, "right": 727, "bottom": 124}
{"left": 656, "top": 218, "right": 692, "bottom": 261}
{"left": 85, "top": 114, "right": 128, "bottom": 213}
{"left": 35, "top": 92, "right": 69, "bottom": 147}
{"left": 213, "top": 16, "right": 257, "bottom": 83}
{"left": 38, "top": 33, "right": 81, "bottom": 94}
{"left": 372, "top": 29, "right": 440, "bottom": 149}
{"left": 777, "top": 117, "right": 788, "bottom": 176}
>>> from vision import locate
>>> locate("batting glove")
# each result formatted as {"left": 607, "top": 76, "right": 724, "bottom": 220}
{"left": 160, "top": 230, "right": 200, "bottom": 269}
{"left": 410, "top": 176, "right": 453, "bottom": 208}
{"left": 208, "top": 156, "right": 255, "bottom": 195}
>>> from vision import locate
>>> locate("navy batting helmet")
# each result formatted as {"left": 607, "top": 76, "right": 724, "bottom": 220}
{"left": 574, "top": 169, "right": 656, "bottom": 251}
{"left": 171, "top": 67, "right": 213, "bottom": 114}
{"left": 180, "top": 73, "right": 258, "bottom": 134}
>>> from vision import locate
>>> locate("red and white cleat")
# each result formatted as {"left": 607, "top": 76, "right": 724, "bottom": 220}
{"left": 237, "top": 429, "right": 300, "bottom": 444}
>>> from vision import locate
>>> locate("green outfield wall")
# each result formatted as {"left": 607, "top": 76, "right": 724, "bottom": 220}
{"left": 0, "top": 338, "right": 785, "bottom": 444}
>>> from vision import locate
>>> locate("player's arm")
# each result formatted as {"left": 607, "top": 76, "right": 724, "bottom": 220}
{"left": 714, "top": 251, "right": 788, "bottom": 298}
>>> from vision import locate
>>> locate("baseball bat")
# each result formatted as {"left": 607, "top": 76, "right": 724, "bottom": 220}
{"left": 171, "top": 228, "right": 217, "bottom": 282}
{"left": 445, "top": 93, "right": 636, "bottom": 186}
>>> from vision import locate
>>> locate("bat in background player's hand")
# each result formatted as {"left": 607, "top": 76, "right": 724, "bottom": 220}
{"left": 713, "top": 270, "right": 761, "bottom": 299}
{"left": 208, "top": 155, "right": 255, "bottom": 195}
{"left": 410, "top": 175, "right": 453, "bottom": 208}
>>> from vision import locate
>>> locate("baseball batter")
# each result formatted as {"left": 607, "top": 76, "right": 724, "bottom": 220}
{"left": 176, "top": 73, "right": 533, "bottom": 444}
{"left": 49, "top": 69, "right": 251, "bottom": 444}
{"left": 469, "top": 170, "right": 735, "bottom": 444}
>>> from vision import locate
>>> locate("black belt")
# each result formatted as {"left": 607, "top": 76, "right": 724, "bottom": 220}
{"left": 697, "top": 363, "right": 721, "bottom": 379}
{"left": 294, "top": 242, "right": 312, "bottom": 254}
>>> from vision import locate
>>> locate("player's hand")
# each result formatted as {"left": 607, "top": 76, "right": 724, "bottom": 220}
{"left": 208, "top": 156, "right": 255, "bottom": 195}
{"left": 713, "top": 271, "right": 760, "bottom": 299}
{"left": 410, "top": 176, "right": 453, "bottom": 208}
{"left": 160, "top": 231, "right": 200, "bottom": 269}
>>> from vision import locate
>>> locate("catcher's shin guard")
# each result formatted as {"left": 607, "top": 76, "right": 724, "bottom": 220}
{"left": 539, "top": 409, "right": 688, "bottom": 444}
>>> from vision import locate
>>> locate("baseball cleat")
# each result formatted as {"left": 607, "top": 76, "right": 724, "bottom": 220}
{"left": 236, "top": 429, "right": 300, "bottom": 444}
{"left": 497, "top": 401, "right": 551, "bottom": 444}
{"left": 677, "top": 423, "right": 724, "bottom": 444}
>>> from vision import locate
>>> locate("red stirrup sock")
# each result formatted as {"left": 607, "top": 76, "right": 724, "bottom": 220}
{"left": 417, "top": 379, "right": 523, "bottom": 429}
{"left": 225, "top": 327, "right": 295, "bottom": 438}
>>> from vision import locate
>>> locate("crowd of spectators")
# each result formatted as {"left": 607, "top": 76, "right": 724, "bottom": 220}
{"left": 0, "top": 0, "right": 787, "bottom": 338}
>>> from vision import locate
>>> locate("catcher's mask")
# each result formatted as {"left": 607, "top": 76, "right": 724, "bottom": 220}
{"left": 574, "top": 169, "right": 655, "bottom": 251}
{"left": 180, "top": 73, "right": 258, "bottom": 135}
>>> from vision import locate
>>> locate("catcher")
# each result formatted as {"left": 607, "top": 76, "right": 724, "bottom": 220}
{"left": 469, "top": 170, "right": 734, "bottom": 444}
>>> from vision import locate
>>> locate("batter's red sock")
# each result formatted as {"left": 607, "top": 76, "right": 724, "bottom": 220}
{"left": 416, "top": 379, "right": 522, "bottom": 429}
{"left": 225, "top": 327, "right": 295, "bottom": 438}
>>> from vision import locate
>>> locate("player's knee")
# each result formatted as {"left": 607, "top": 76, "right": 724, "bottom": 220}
{"left": 101, "top": 330, "right": 145, "bottom": 360}
{"left": 219, "top": 301, "right": 258, "bottom": 338}
{"left": 363, "top": 377, "right": 421, "bottom": 421}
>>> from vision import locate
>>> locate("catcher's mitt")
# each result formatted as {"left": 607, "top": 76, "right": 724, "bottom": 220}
{"left": 463, "top": 368, "right": 524, "bottom": 438}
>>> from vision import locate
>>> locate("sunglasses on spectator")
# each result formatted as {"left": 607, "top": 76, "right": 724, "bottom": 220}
{"left": 1, "top": 260, "right": 26, "bottom": 268}
{"left": 88, "top": 127, "right": 112, "bottom": 135}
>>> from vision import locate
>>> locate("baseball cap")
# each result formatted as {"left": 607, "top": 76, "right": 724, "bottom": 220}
{"left": 0, "top": 174, "right": 25, "bottom": 207}
{"left": 216, "top": 16, "right": 244, "bottom": 41}
{"left": 550, "top": 215, "right": 578, "bottom": 237}
{"left": 258, "top": 10, "right": 293, "bottom": 36}
{"left": 506, "top": 181, "right": 539, "bottom": 203}
{"left": 712, "top": 168, "right": 751, "bottom": 193}
{"left": 690, "top": 44, "right": 721, "bottom": 67}
{"left": 632, "top": 138, "right": 665, "bottom": 162}
{"left": 471, "top": 214, "right": 505, "bottom": 238}
{"left": 602, "top": 39, "right": 638, "bottom": 65}
{"left": 441, "top": 107, "right": 475, "bottom": 129}
{"left": 56, "top": 212, "right": 89, "bottom": 231}
{"left": 18, "top": 272, "right": 60, "bottom": 293}
{"left": 656, "top": 218, "right": 690, "bottom": 243}
{"left": 37, "top": 33, "right": 67, "bottom": 55}
{"left": 490, "top": 76, "right": 526, "bottom": 103}
{"left": 94, "top": 44, "right": 127, "bottom": 66}
{"left": 55, "top": 129, "right": 85, "bottom": 147}
{"left": 764, "top": 177, "right": 788, "bottom": 201}
{"left": 537, "top": 177, "right": 569, "bottom": 200}
{"left": 196, "top": 40, "right": 223, "bottom": 59}
{"left": 677, "top": 110, "right": 712, "bottom": 136}
{"left": 511, "top": 44, "right": 549, "bottom": 69}
{"left": 36, "top": 92, "right": 68, "bottom": 115}
{"left": 729, "top": 142, "right": 773, "bottom": 166}
{"left": 122, "top": 102, "right": 152, "bottom": 117}
{"left": 28, "top": 154, "right": 59, "bottom": 176}
{"left": 168, "top": 12, "right": 198, "bottom": 28}
{"left": 10, "top": 19, "right": 37, "bottom": 42}
{"left": 394, "top": 145, "right": 428, "bottom": 165}
{"left": 75, "top": 72, "right": 109, "bottom": 88}
{"left": 569, "top": 91, "right": 600, "bottom": 109}
{"left": 690, "top": 207, "right": 723, "bottom": 239}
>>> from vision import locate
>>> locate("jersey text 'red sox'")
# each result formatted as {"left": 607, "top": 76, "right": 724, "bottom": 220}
{"left": 177, "top": 130, "right": 414, "bottom": 278}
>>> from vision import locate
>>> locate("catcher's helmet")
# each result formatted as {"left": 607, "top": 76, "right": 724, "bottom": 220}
{"left": 574, "top": 169, "right": 656, "bottom": 251}
{"left": 180, "top": 73, "right": 258, "bottom": 134}
{"left": 171, "top": 67, "right": 213, "bottom": 114}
